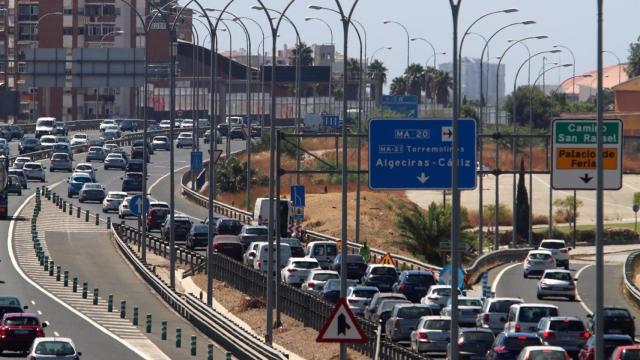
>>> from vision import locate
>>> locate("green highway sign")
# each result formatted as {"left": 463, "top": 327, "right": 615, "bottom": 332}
{"left": 551, "top": 119, "right": 623, "bottom": 190}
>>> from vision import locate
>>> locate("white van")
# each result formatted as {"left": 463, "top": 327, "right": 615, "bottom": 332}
{"left": 305, "top": 241, "right": 338, "bottom": 269}
{"left": 504, "top": 303, "right": 559, "bottom": 333}
{"left": 226, "top": 116, "right": 245, "bottom": 126}
{"left": 35, "top": 117, "right": 56, "bottom": 138}
{"left": 253, "top": 198, "right": 293, "bottom": 228}
{"left": 253, "top": 242, "right": 292, "bottom": 273}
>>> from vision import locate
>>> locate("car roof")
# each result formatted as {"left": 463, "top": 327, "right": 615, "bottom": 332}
{"left": 521, "top": 346, "right": 565, "bottom": 352}
{"left": 76, "top": 163, "right": 93, "bottom": 167}
{"left": 542, "top": 269, "right": 571, "bottom": 274}
{"left": 430, "top": 285, "right": 451, "bottom": 289}
{"left": 24, "top": 162, "right": 41, "bottom": 165}
{"left": 488, "top": 297, "right": 523, "bottom": 302}
{"left": 603, "top": 334, "right": 634, "bottom": 340}
{"left": 542, "top": 316, "right": 582, "bottom": 322}
{"left": 420, "top": 315, "right": 450, "bottom": 320}
{"left": 4, "top": 312, "right": 37, "bottom": 318}
{"left": 33, "top": 337, "right": 75, "bottom": 344}
{"left": 310, "top": 269, "right": 339, "bottom": 275}
{"left": 108, "top": 191, "right": 128, "bottom": 196}
{"left": 503, "top": 332, "right": 540, "bottom": 338}
{"left": 368, "top": 264, "right": 396, "bottom": 269}
{"left": 289, "top": 257, "right": 318, "bottom": 262}
{"left": 528, "top": 250, "right": 553, "bottom": 255}
{"left": 540, "top": 239, "right": 565, "bottom": 243}
{"left": 401, "top": 270, "right": 434, "bottom": 275}
{"left": 460, "top": 328, "right": 494, "bottom": 334}
{"left": 71, "top": 173, "right": 91, "bottom": 178}
{"left": 347, "top": 285, "right": 378, "bottom": 292}
{"left": 515, "top": 303, "right": 558, "bottom": 309}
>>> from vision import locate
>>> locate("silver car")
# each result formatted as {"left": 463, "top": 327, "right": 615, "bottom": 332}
{"left": 346, "top": 286, "right": 379, "bottom": 316}
{"left": 243, "top": 242, "right": 262, "bottom": 267}
{"left": 300, "top": 270, "right": 339, "bottom": 294}
{"left": 420, "top": 285, "right": 455, "bottom": 309}
{"left": 176, "top": 132, "right": 194, "bottom": 148}
{"left": 440, "top": 296, "right": 484, "bottom": 327}
{"left": 476, "top": 297, "right": 524, "bottom": 333}
{"left": 8, "top": 169, "right": 28, "bottom": 189}
{"left": 410, "top": 316, "right": 451, "bottom": 354}
{"left": 86, "top": 146, "right": 106, "bottom": 162}
{"left": 523, "top": 250, "right": 556, "bottom": 278}
{"left": 49, "top": 153, "right": 73, "bottom": 172}
{"left": 386, "top": 303, "right": 439, "bottom": 342}
{"left": 152, "top": 136, "right": 171, "bottom": 151}
{"left": 104, "top": 153, "right": 126, "bottom": 170}
{"left": 22, "top": 162, "right": 45, "bottom": 181}
{"left": 536, "top": 269, "right": 576, "bottom": 300}
{"left": 102, "top": 191, "right": 128, "bottom": 213}
{"left": 534, "top": 316, "right": 589, "bottom": 356}
{"left": 12, "top": 157, "right": 31, "bottom": 170}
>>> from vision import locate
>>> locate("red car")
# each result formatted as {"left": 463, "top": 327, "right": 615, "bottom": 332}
{"left": 0, "top": 313, "right": 46, "bottom": 354}
{"left": 578, "top": 334, "right": 634, "bottom": 360}
{"left": 610, "top": 345, "right": 640, "bottom": 360}
{"left": 213, "top": 235, "right": 243, "bottom": 262}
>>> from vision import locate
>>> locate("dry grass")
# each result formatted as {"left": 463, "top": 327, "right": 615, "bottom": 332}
{"left": 192, "top": 275, "right": 369, "bottom": 360}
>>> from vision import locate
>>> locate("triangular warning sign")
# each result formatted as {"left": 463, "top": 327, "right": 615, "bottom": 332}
{"left": 316, "top": 298, "right": 368, "bottom": 344}
{"left": 378, "top": 252, "right": 395, "bottom": 265}
{"left": 208, "top": 149, "right": 224, "bottom": 164}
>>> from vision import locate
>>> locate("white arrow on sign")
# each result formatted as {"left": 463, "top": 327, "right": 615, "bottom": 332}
{"left": 417, "top": 173, "right": 429, "bottom": 184}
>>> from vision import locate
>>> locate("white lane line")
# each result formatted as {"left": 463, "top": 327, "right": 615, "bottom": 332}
{"left": 37, "top": 310, "right": 42, "bottom": 315}
{"left": 31, "top": 300, "right": 36, "bottom": 305}
{"left": 491, "top": 262, "right": 522, "bottom": 294}
{"left": 8, "top": 191, "right": 156, "bottom": 360}
{"left": 147, "top": 163, "right": 190, "bottom": 194}
{"left": 54, "top": 331, "right": 60, "bottom": 337}
{"left": 575, "top": 264, "right": 594, "bottom": 315}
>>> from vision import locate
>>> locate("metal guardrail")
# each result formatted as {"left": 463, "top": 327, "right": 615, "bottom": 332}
{"left": 112, "top": 224, "right": 289, "bottom": 360}
{"left": 465, "top": 248, "right": 533, "bottom": 286}
{"left": 623, "top": 250, "right": 640, "bottom": 304}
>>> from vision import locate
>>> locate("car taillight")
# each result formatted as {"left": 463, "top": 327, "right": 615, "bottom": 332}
{"left": 288, "top": 268, "right": 297, "bottom": 272}
{"left": 308, "top": 282, "right": 314, "bottom": 289}
{"left": 494, "top": 346, "right": 507, "bottom": 353}
{"left": 417, "top": 332, "right": 428, "bottom": 340}
{"left": 515, "top": 323, "right": 521, "bottom": 332}
{"left": 248, "top": 251, "right": 255, "bottom": 257}
{"left": 0, "top": 325, "right": 6, "bottom": 337}
{"left": 581, "top": 331, "right": 591, "bottom": 339}
{"left": 560, "top": 249, "right": 568, "bottom": 253}
{"left": 123, "top": 204, "right": 128, "bottom": 208}
{"left": 625, "top": 318, "right": 634, "bottom": 324}
{"left": 542, "top": 331, "right": 555, "bottom": 339}
{"left": 563, "top": 353, "right": 571, "bottom": 360}
{"left": 399, "top": 284, "right": 407, "bottom": 290}
{"left": 483, "top": 314, "right": 490, "bottom": 324}
{"left": 36, "top": 327, "right": 44, "bottom": 337}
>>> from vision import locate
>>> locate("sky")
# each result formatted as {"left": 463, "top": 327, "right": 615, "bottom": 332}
{"left": 188, "top": 0, "right": 640, "bottom": 92}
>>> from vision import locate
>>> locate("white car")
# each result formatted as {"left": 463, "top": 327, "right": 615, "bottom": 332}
{"left": 74, "top": 163, "right": 96, "bottom": 181}
{"left": 39, "top": 135, "right": 57, "bottom": 149}
{"left": 523, "top": 250, "right": 556, "bottom": 278}
{"left": 70, "top": 133, "right": 89, "bottom": 147}
{"left": 99, "top": 119, "right": 116, "bottom": 131}
{"left": 102, "top": 191, "right": 128, "bottom": 213}
{"left": 159, "top": 120, "right": 171, "bottom": 129}
{"left": 176, "top": 132, "right": 193, "bottom": 148}
{"left": 536, "top": 269, "right": 576, "bottom": 301}
{"left": 12, "top": 156, "right": 31, "bottom": 169}
{"left": 180, "top": 119, "right": 194, "bottom": 129}
{"left": 301, "top": 270, "right": 339, "bottom": 293}
{"left": 28, "top": 337, "right": 81, "bottom": 359}
{"left": 346, "top": 286, "right": 379, "bottom": 315}
{"left": 280, "top": 257, "right": 321, "bottom": 286}
{"left": 22, "top": 162, "right": 46, "bottom": 182}
{"left": 118, "top": 196, "right": 135, "bottom": 218}
{"left": 538, "top": 239, "right": 571, "bottom": 270}
{"left": 420, "top": 285, "right": 456, "bottom": 309}
{"left": 150, "top": 201, "right": 169, "bottom": 210}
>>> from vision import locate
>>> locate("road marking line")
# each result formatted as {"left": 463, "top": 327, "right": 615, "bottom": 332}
{"left": 54, "top": 331, "right": 60, "bottom": 336}
{"left": 37, "top": 310, "right": 42, "bottom": 315}
{"left": 8, "top": 190, "right": 158, "bottom": 360}
{"left": 575, "top": 264, "right": 594, "bottom": 315}
{"left": 492, "top": 262, "right": 522, "bottom": 294}
{"left": 31, "top": 300, "right": 36, "bottom": 305}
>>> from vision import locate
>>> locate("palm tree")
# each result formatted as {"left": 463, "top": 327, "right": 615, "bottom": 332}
{"left": 424, "top": 66, "right": 439, "bottom": 105}
{"left": 404, "top": 63, "right": 425, "bottom": 101}
{"left": 290, "top": 42, "right": 313, "bottom": 66}
{"left": 368, "top": 60, "right": 388, "bottom": 102}
{"left": 390, "top": 76, "right": 408, "bottom": 96}
{"left": 434, "top": 70, "right": 452, "bottom": 106}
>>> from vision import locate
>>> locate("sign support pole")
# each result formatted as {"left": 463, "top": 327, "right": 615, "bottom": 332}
{"left": 595, "top": 0, "right": 605, "bottom": 358}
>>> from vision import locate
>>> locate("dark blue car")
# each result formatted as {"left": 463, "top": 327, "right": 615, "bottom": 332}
{"left": 486, "top": 332, "right": 542, "bottom": 360}
{"left": 392, "top": 270, "right": 437, "bottom": 302}
{"left": 67, "top": 173, "right": 92, "bottom": 197}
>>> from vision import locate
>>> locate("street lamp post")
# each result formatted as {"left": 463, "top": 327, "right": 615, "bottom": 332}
{"left": 99, "top": 30, "right": 125, "bottom": 118}
{"left": 382, "top": 20, "right": 410, "bottom": 68}
{"left": 553, "top": 45, "right": 576, "bottom": 97}
{"left": 305, "top": 17, "right": 334, "bottom": 113}
{"left": 604, "top": 50, "right": 622, "bottom": 85}
{"left": 368, "top": 46, "right": 391, "bottom": 106}
{"left": 410, "top": 37, "right": 436, "bottom": 113}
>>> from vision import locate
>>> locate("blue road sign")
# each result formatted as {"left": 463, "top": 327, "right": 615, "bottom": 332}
{"left": 368, "top": 118, "right": 477, "bottom": 190}
{"left": 191, "top": 151, "right": 203, "bottom": 173}
{"left": 381, "top": 95, "right": 419, "bottom": 117}
{"left": 291, "top": 185, "right": 305, "bottom": 208}
{"left": 323, "top": 115, "right": 339, "bottom": 128}
{"left": 129, "top": 194, "right": 150, "bottom": 217}
{"left": 439, "top": 264, "right": 465, "bottom": 290}
{"left": 196, "top": 169, "right": 206, "bottom": 189}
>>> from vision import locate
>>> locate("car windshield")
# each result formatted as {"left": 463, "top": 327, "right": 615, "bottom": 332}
{"left": 397, "top": 306, "right": 434, "bottom": 319}
{"left": 529, "top": 253, "right": 551, "bottom": 260}
{"left": 38, "top": 120, "right": 55, "bottom": 127}
{"left": 422, "top": 319, "right": 450, "bottom": 330}
{"left": 192, "top": 225, "right": 208, "bottom": 233}
{"left": 154, "top": 137, "right": 168, "bottom": 142}
{"left": 0, "top": 298, "right": 20, "bottom": 306}
{"left": 405, "top": 274, "right": 436, "bottom": 285}
{"left": 621, "top": 350, "right": 640, "bottom": 360}
{"left": 459, "top": 299, "right": 483, "bottom": 307}
{"left": 549, "top": 319, "right": 585, "bottom": 331}
{"left": 151, "top": 209, "right": 169, "bottom": 219}
{"left": 352, "top": 289, "right": 378, "bottom": 298}
{"left": 4, "top": 317, "right": 38, "bottom": 325}
{"left": 72, "top": 176, "right": 91, "bottom": 183}
{"left": 313, "top": 273, "right": 338, "bottom": 282}
{"left": 52, "top": 154, "right": 67, "bottom": 160}
{"left": 23, "top": 138, "right": 38, "bottom": 144}
{"left": 218, "top": 220, "right": 242, "bottom": 232}
{"left": 76, "top": 165, "right": 92, "bottom": 171}
{"left": 379, "top": 300, "right": 408, "bottom": 313}
{"left": 292, "top": 261, "right": 319, "bottom": 269}
{"left": 528, "top": 350, "right": 566, "bottom": 360}
{"left": 461, "top": 332, "right": 494, "bottom": 343}
{"left": 246, "top": 227, "right": 268, "bottom": 235}
{"left": 41, "top": 138, "right": 55, "bottom": 144}
{"left": 604, "top": 309, "right": 632, "bottom": 318}
{"left": 488, "top": 300, "right": 522, "bottom": 313}
{"left": 434, "top": 288, "right": 452, "bottom": 296}
{"left": 544, "top": 272, "right": 572, "bottom": 281}
{"left": 519, "top": 307, "right": 558, "bottom": 322}
{"left": 502, "top": 336, "right": 541, "bottom": 348}
{"left": 107, "top": 154, "right": 123, "bottom": 159}
{"left": 109, "top": 193, "right": 127, "bottom": 200}
{"left": 89, "top": 147, "right": 102, "bottom": 152}
{"left": 24, "top": 164, "right": 40, "bottom": 170}
{"left": 371, "top": 267, "right": 396, "bottom": 276}
{"left": 102, "top": 120, "right": 115, "bottom": 125}
{"left": 540, "top": 241, "right": 565, "bottom": 249}
{"left": 74, "top": 134, "right": 87, "bottom": 139}
{"left": 35, "top": 341, "right": 75, "bottom": 356}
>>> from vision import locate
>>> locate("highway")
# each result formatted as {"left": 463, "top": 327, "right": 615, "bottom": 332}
{"left": 1, "top": 129, "right": 244, "bottom": 359}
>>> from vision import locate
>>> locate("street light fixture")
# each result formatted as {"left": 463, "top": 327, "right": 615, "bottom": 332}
{"left": 603, "top": 50, "right": 622, "bottom": 85}
{"left": 383, "top": 20, "right": 411, "bottom": 67}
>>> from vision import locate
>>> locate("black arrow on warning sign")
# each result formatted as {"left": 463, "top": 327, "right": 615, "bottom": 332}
{"left": 580, "top": 173, "right": 593, "bottom": 184}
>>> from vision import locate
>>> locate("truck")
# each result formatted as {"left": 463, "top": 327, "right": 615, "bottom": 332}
{"left": 0, "top": 155, "right": 9, "bottom": 219}
{"left": 253, "top": 197, "right": 293, "bottom": 237}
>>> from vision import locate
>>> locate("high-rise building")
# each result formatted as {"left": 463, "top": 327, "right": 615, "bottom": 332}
{"left": 439, "top": 57, "right": 505, "bottom": 104}
{"left": 0, "top": 0, "right": 191, "bottom": 122}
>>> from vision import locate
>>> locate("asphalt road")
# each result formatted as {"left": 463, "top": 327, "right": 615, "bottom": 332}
{"left": 490, "top": 260, "right": 640, "bottom": 338}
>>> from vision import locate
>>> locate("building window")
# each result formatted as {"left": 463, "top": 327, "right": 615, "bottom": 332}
{"left": 18, "top": 23, "right": 37, "bottom": 41}
{"left": 63, "top": 9, "right": 72, "bottom": 15}
{"left": 102, "top": 24, "right": 115, "bottom": 35}
{"left": 63, "top": 27, "right": 73, "bottom": 35}
{"left": 86, "top": 25, "right": 101, "bottom": 36}
{"left": 85, "top": 5, "right": 101, "bottom": 17}
{"left": 102, "top": 5, "right": 116, "bottom": 16}
{"left": 18, "top": 4, "right": 38, "bottom": 22}
{"left": 17, "top": 62, "right": 25, "bottom": 73}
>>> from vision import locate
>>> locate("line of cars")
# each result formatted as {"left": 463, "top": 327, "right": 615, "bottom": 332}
{"left": 0, "top": 296, "right": 82, "bottom": 358}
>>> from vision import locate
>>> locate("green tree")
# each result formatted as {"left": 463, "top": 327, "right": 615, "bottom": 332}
{"left": 404, "top": 63, "right": 425, "bottom": 101}
{"left": 390, "top": 76, "right": 408, "bottom": 96}
{"left": 504, "top": 85, "right": 554, "bottom": 129}
{"left": 394, "top": 201, "right": 473, "bottom": 266}
{"left": 367, "top": 60, "right": 388, "bottom": 103}
{"left": 434, "top": 70, "right": 452, "bottom": 106}
{"left": 626, "top": 36, "right": 640, "bottom": 78}
{"left": 216, "top": 157, "right": 256, "bottom": 193}
{"left": 515, "top": 158, "right": 530, "bottom": 242}
{"left": 553, "top": 195, "right": 583, "bottom": 228}
{"left": 424, "top": 66, "right": 439, "bottom": 104}
{"left": 461, "top": 98, "right": 479, "bottom": 120}
{"left": 290, "top": 42, "right": 313, "bottom": 66}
